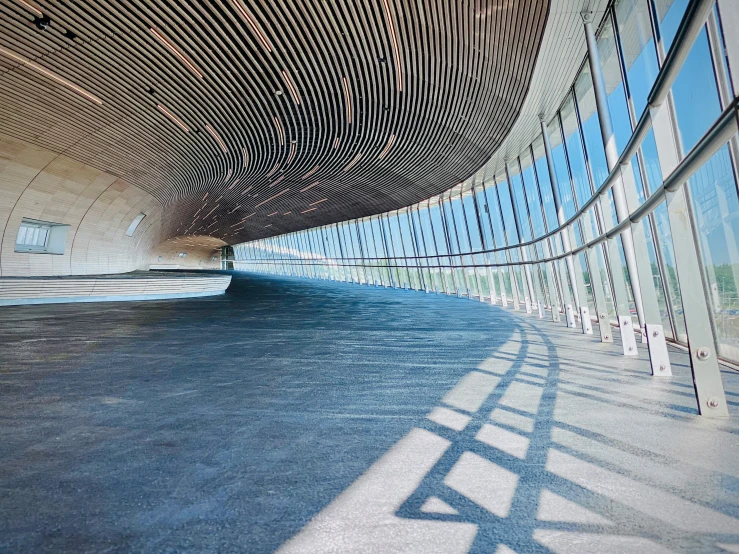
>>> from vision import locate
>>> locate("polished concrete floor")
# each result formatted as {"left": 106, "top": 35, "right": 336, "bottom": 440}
{"left": 1, "top": 271, "right": 738, "bottom": 553}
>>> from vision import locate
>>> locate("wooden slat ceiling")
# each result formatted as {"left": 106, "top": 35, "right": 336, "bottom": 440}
{"left": 0, "top": 0, "right": 549, "bottom": 243}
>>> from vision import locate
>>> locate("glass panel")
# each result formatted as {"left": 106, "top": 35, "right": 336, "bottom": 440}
{"left": 508, "top": 160, "right": 532, "bottom": 243}
{"left": 532, "top": 135, "right": 560, "bottom": 234}
{"left": 548, "top": 116, "right": 577, "bottom": 221}
{"left": 463, "top": 192, "right": 483, "bottom": 251}
{"left": 521, "top": 150, "right": 546, "bottom": 241}
{"left": 597, "top": 16, "right": 633, "bottom": 155}
{"left": 430, "top": 200, "right": 455, "bottom": 293}
{"left": 655, "top": 0, "right": 688, "bottom": 52}
{"left": 575, "top": 66, "right": 610, "bottom": 191}
{"left": 450, "top": 192, "right": 471, "bottom": 253}
{"left": 398, "top": 210, "right": 421, "bottom": 289}
{"left": 420, "top": 202, "right": 443, "bottom": 292}
{"left": 671, "top": 28, "right": 722, "bottom": 153}
{"left": 561, "top": 94, "right": 594, "bottom": 209}
{"left": 688, "top": 144, "right": 739, "bottom": 360}
{"left": 615, "top": 0, "right": 660, "bottom": 116}
{"left": 16, "top": 225, "right": 28, "bottom": 245}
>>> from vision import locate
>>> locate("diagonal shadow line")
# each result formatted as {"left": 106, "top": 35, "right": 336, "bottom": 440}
{"left": 393, "top": 315, "right": 739, "bottom": 554}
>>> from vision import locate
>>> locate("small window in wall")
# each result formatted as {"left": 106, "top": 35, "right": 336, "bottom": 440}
{"left": 15, "top": 218, "right": 70, "bottom": 254}
{"left": 125, "top": 213, "right": 146, "bottom": 236}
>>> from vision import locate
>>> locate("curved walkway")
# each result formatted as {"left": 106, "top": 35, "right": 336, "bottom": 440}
{"left": 1, "top": 272, "right": 738, "bottom": 553}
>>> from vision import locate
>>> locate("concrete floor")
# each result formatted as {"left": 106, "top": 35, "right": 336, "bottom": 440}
{"left": 1, "top": 271, "right": 738, "bottom": 553}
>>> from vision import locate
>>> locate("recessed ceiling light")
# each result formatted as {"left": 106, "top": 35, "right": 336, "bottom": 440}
{"left": 149, "top": 28, "right": 203, "bottom": 79}
{"left": 17, "top": 0, "right": 42, "bottom": 17}
{"left": 254, "top": 188, "right": 289, "bottom": 208}
{"left": 286, "top": 142, "right": 296, "bottom": 165}
{"left": 229, "top": 0, "right": 273, "bottom": 52}
{"left": 205, "top": 124, "right": 228, "bottom": 153}
{"left": 157, "top": 104, "right": 190, "bottom": 132}
{"left": 281, "top": 70, "right": 300, "bottom": 105}
{"left": 274, "top": 117, "right": 284, "bottom": 146}
{"left": 381, "top": 0, "right": 403, "bottom": 91}
{"left": 342, "top": 76, "right": 352, "bottom": 124}
{"left": 266, "top": 162, "right": 280, "bottom": 177}
{"left": 0, "top": 45, "right": 102, "bottom": 104}
{"left": 301, "top": 165, "right": 319, "bottom": 179}
{"left": 378, "top": 133, "right": 396, "bottom": 159}
{"left": 300, "top": 181, "right": 318, "bottom": 192}
{"left": 343, "top": 153, "right": 362, "bottom": 172}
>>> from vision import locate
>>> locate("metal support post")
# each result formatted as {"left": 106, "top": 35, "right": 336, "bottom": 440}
{"left": 584, "top": 13, "right": 651, "bottom": 354}
{"left": 650, "top": 100, "right": 727, "bottom": 416}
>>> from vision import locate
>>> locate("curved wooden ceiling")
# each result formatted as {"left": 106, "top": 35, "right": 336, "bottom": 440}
{"left": 0, "top": 0, "right": 549, "bottom": 243}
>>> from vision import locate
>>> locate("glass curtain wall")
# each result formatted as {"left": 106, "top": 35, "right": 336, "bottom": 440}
{"left": 234, "top": 0, "right": 739, "bottom": 364}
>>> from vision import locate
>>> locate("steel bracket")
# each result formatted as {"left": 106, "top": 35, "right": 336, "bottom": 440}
{"left": 619, "top": 316, "right": 638, "bottom": 356}
{"left": 644, "top": 323, "right": 672, "bottom": 376}
{"left": 565, "top": 304, "right": 577, "bottom": 328}
{"left": 580, "top": 306, "right": 593, "bottom": 334}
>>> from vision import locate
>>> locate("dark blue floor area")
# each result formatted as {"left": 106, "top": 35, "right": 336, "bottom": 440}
{"left": 0, "top": 271, "right": 517, "bottom": 553}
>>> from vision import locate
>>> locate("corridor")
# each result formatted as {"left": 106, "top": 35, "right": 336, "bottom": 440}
{"left": 1, "top": 272, "right": 738, "bottom": 553}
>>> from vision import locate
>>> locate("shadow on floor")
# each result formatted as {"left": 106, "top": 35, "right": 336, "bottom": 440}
{"left": 274, "top": 278, "right": 739, "bottom": 554}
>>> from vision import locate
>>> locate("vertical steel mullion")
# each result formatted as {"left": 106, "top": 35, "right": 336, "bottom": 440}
{"left": 585, "top": 11, "right": 660, "bottom": 353}
{"left": 397, "top": 210, "right": 415, "bottom": 289}
{"left": 277, "top": 235, "right": 288, "bottom": 276}
{"left": 356, "top": 220, "right": 372, "bottom": 285}
{"left": 557, "top": 107, "right": 601, "bottom": 334}
{"left": 449, "top": 189, "right": 473, "bottom": 297}
{"left": 505, "top": 162, "right": 538, "bottom": 314}
{"left": 426, "top": 200, "right": 449, "bottom": 294}
{"left": 517, "top": 156, "right": 548, "bottom": 317}
{"left": 438, "top": 194, "right": 460, "bottom": 294}
{"left": 530, "top": 143, "right": 564, "bottom": 321}
{"left": 315, "top": 228, "right": 329, "bottom": 280}
{"left": 471, "top": 183, "right": 498, "bottom": 303}
{"left": 374, "top": 216, "right": 392, "bottom": 287}
{"left": 291, "top": 234, "right": 304, "bottom": 277}
{"left": 446, "top": 190, "right": 468, "bottom": 296}
{"left": 418, "top": 201, "right": 441, "bottom": 293}
{"left": 481, "top": 180, "right": 508, "bottom": 304}
{"left": 379, "top": 214, "right": 398, "bottom": 288}
{"left": 307, "top": 230, "right": 322, "bottom": 279}
{"left": 459, "top": 187, "right": 485, "bottom": 300}
{"left": 541, "top": 116, "right": 583, "bottom": 327}
{"left": 350, "top": 221, "right": 367, "bottom": 284}
{"left": 493, "top": 176, "right": 522, "bottom": 310}
{"left": 389, "top": 211, "right": 408, "bottom": 288}
{"left": 369, "top": 216, "right": 388, "bottom": 286}
{"left": 614, "top": 1, "right": 681, "bottom": 340}
{"left": 364, "top": 219, "right": 379, "bottom": 285}
{"left": 339, "top": 224, "right": 355, "bottom": 283}
{"left": 650, "top": 99, "right": 729, "bottom": 415}
{"left": 409, "top": 206, "right": 428, "bottom": 291}
{"left": 319, "top": 227, "right": 333, "bottom": 280}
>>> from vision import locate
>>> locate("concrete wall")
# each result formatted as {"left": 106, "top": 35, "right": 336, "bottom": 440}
{"left": 0, "top": 132, "right": 163, "bottom": 276}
